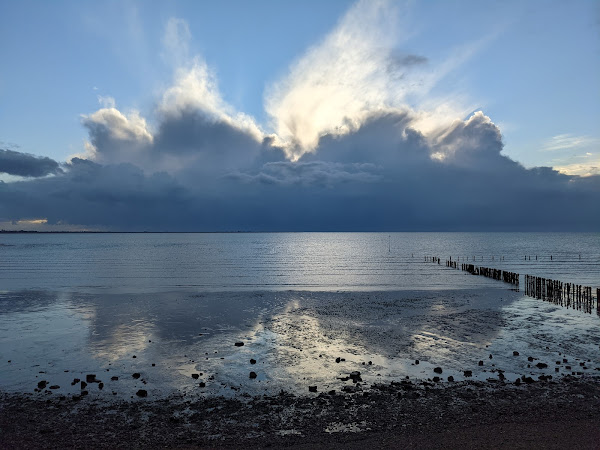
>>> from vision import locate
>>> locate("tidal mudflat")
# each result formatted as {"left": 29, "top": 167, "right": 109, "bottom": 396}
{"left": 1, "top": 288, "right": 599, "bottom": 447}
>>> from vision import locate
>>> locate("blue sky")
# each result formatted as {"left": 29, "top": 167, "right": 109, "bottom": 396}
{"left": 1, "top": 0, "right": 598, "bottom": 172}
{"left": 0, "top": 0, "right": 599, "bottom": 230}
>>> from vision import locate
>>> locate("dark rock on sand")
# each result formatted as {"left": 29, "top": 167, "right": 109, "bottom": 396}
{"left": 522, "top": 376, "right": 535, "bottom": 384}
{"left": 464, "top": 370, "right": 473, "bottom": 377}
{"left": 447, "top": 376, "right": 455, "bottom": 382}
{"left": 49, "top": 385, "right": 59, "bottom": 390}
{"left": 528, "top": 356, "right": 534, "bottom": 362}
{"left": 132, "top": 373, "right": 141, "bottom": 379}
{"left": 250, "top": 359, "right": 256, "bottom": 365}
{"left": 80, "top": 381, "right": 87, "bottom": 389}
{"left": 536, "top": 363, "right": 548, "bottom": 369}
{"left": 136, "top": 390, "right": 147, "bottom": 397}
{"left": 86, "top": 374, "right": 97, "bottom": 383}
{"left": 349, "top": 371, "right": 362, "bottom": 382}
{"left": 415, "top": 360, "right": 419, "bottom": 365}
{"left": 98, "top": 383, "right": 104, "bottom": 390}
{"left": 335, "top": 357, "right": 341, "bottom": 363}
{"left": 37, "top": 381, "right": 47, "bottom": 389}
{"left": 191, "top": 374, "right": 199, "bottom": 379}
{"left": 71, "top": 379, "right": 80, "bottom": 386}
{"left": 433, "top": 377, "right": 440, "bottom": 383}
{"left": 515, "top": 378, "right": 521, "bottom": 385}
{"left": 308, "top": 386, "right": 317, "bottom": 392}
{"left": 234, "top": 342, "right": 244, "bottom": 347}
{"left": 111, "top": 376, "right": 118, "bottom": 381}
{"left": 249, "top": 372, "right": 257, "bottom": 379}
{"left": 434, "top": 367, "right": 443, "bottom": 374}
{"left": 478, "top": 361, "right": 484, "bottom": 366}
{"left": 513, "top": 351, "right": 520, "bottom": 356}
{"left": 199, "top": 382, "right": 206, "bottom": 388}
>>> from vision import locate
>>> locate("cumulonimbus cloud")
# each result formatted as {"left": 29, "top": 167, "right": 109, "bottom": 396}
{"left": 1, "top": 1, "right": 598, "bottom": 231}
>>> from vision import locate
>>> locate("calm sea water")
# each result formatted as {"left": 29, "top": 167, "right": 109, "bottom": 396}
{"left": 0, "top": 232, "right": 598, "bottom": 292}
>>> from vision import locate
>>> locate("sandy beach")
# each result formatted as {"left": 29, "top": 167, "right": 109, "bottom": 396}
{"left": 2, "top": 288, "right": 599, "bottom": 447}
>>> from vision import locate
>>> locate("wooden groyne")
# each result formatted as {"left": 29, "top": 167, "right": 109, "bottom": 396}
{"left": 454, "top": 262, "right": 520, "bottom": 289}
{"left": 524, "top": 275, "right": 599, "bottom": 315}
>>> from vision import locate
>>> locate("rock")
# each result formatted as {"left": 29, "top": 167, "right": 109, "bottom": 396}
{"left": 447, "top": 376, "right": 454, "bottom": 382}
{"left": 132, "top": 355, "right": 136, "bottom": 358}
{"left": 489, "top": 354, "right": 493, "bottom": 359}
{"left": 86, "top": 374, "right": 97, "bottom": 383}
{"left": 368, "top": 361, "right": 372, "bottom": 365}
{"left": 234, "top": 342, "right": 244, "bottom": 347}
{"left": 464, "top": 370, "right": 473, "bottom": 377}
{"left": 433, "top": 376, "right": 440, "bottom": 382}
{"left": 136, "top": 389, "right": 147, "bottom": 397}
{"left": 328, "top": 390, "right": 336, "bottom": 395}
{"left": 513, "top": 351, "right": 520, "bottom": 356}
{"left": 478, "top": 361, "right": 484, "bottom": 366}
{"left": 132, "top": 373, "right": 141, "bottom": 379}
{"left": 80, "top": 381, "right": 87, "bottom": 389}
{"left": 308, "top": 386, "right": 318, "bottom": 392}
{"left": 98, "top": 383, "right": 104, "bottom": 390}
{"left": 514, "top": 378, "right": 521, "bottom": 386}
{"left": 81, "top": 390, "right": 88, "bottom": 396}
{"left": 152, "top": 364, "right": 155, "bottom": 367}
{"left": 191, "top": 374, "right": 199, "bottom": 379}
{"left": 335, "top": 357, "right": 341, "bottom": 363}
{"left": 199, "top": 382, "right": 206, "bottom": 388}
{"left": 111, "top": 376, "right": 119, "bottom": 381}
{"left": 349, "top": 371, "right": 362, "bottom": 382}
{"left": 249, "top": 371, "right": 257, "bottom": 379}
{"left": 250, "top": 359, "right": 256, "bottom": 364}
{"left": 433, "top": 367, "right": 443, "bottom": 374}
{"left": 522, "top": 376, "right": 535, "bottom": 384}
{"left": 37, "top": 381, "right": 47, "bottom": 389}
{"left": 536, "top": 363, "right": 548, "bottom": 369}
{"left": 49, "top": 385, "right": 59, "bottom": 390}
{"left": 527, "top": 356, "right": 534, "bottom": 362}
{"left": 71, "top": 378, "right": 80, "bottom": 385}
{"left": 565, "top": 365, "right": 571, "bottom": 370}
{"left": 555, "top": 367, "right": 559, "bottom": 372}
{"left": 342, "top": 385, "right": 361, "bottom": 393}
{"left": 415, "top": 360, "right": 419, "bottom": 365}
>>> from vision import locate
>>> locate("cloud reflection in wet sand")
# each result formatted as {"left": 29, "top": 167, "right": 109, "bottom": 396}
{"left": 1, "top": 289, "right": 599, "bottom": 399}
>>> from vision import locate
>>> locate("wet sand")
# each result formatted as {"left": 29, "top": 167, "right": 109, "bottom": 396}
{"left": 2, "top": 377, "right": 600, "bottom": 449}
{"left": 1, "top": 289, "right": 600, "bottom": 447}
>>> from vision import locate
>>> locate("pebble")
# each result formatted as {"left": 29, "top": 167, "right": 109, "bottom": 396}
{"left": 132, "top": 373, "right": 141, "bottom": 379}
{"left": 191, "top": 374, "right": 199, "bottom": 379}
{"left": 308, "top": 386, "right": 317, "bottom": 392}
{"left": 249, "top": 372, "right": 257, "bottom": 379}
{"left": 111, "top": 376, "right": 118, "bottom": 381}
{"left": 433, "top": 367, "right": 443, "bottom": 374}
{"left": 250, "top": 359, "right": 256, "bottom": 364}
{"left": 136, "top": 389, "right": 147, "bottom": 397}
{"left": 234, "top": 342, "right": 244, "bottom": 347}
{"left": 513, "top": 351, "right": 520, "bottom": 356}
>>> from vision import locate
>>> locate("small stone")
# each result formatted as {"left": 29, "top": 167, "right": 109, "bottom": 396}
{"left": 464, "top": 370, "right": 472, "bottom": 377}
{"left": 98, "top": 383, "right": 104, "bottom": 390}
{"left": 513, "top": 351, "right": 520, "bottom": 356}
{"left": 308, "top": 386, "right": 317, "bottom": 392}
{"left": 199, "top": 382, "right": 206, "bottom": 388}
{"left": 555, "top": 367, "right": 559, "bottom": 372}
{"left": 536, "top": 363, "right": 548, "bottom": 369}
{"left": 489, "top": 354, "right": 493, "bottom": 359}
{"left": 49, "top": 385, "right": 59, "bottom": 390}
{"left": 349, "top": 371, "right": 362, "bottom": 382}
{"left": 522, "top": 376, "right": 535, "bottom": 384}
{"left": 415, "top": 360, "right": 419, "bottom": 365}
{"left": 132, "top": 373, "right": 141, "bottom": 379}
{"left": 527, "top": 356, "right": 534, "bottom": 362}
{"left": 234, "top": 342, "right": 244, "bottom": 347}
{"left": 433, "top": 367, "right": 443, "bottom": 374}
{"left": 432, "top": 376, "right": 440, "bottom": 382}
{"left": 249, "top": 371, "right": 257, "bottom": 379}
{"left": 152, "top": 363, "right": 155, "bottom": 367}
{"left": 132, "top": 355, "right": 136, "bottom": 358}
{"left": 335, "top": 357, "right": 341, "bottom": 363}
{"left": 447, "top": 376, "right": 454, "bottom": 382}
{"left": 81, "top": 390, "right": 88, "bottom": 396}
{"left": 136, "top": 389, "right": 147, "bottom": 397}
{"left": 478, "top": 361, "right": 483, "bottom": 366}
{"left": 71, "top": 378, "right": 80, "bottom": 386}
{"left": 86, "top": 374, "right": 97, "bottom": 383}
{"left": 368, "top": 361, "right": 372, "bottom": 365}
{"left": 111, "top": 376, "right": 118, "bottom": 381}
{"left": 514, "top": 378, "right": 521, "bottom": 385}
{"left": 80, "top": 381, "right": 87, "bottom": 389}
{"left": 37, "top": 380, "right": 47, "bottom": 389}
{"left": 250, "top": 359, "right": 256, "bottom": 364}
{"left": 328, "top": 390, "right": 336, "bottom": 395}
{"left": 191, "top": 374, "right": 199, "bottom": 379}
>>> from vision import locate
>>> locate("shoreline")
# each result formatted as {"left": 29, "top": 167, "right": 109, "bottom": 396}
{"left": 2, "top": 376, "right": 600, "bottom": 448}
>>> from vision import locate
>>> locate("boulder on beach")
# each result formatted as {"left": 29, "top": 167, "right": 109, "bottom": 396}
{"left": 464, "top": 370, "right": 473, "bottom": 377}
{"left": 80, "top": 381, "right": 87, "bottom": 389}
{"left": 234, "top": 342, "right": 244, "bottom": 347}
{"left": 308, "top": 386, "right": 317, "bottom": 392}
{"left": 513, "top": 351, "right": 520, "bottom": 356}
{"left": 536, "top": 363, "right": 548, "bottom": 369}
{"left": 86, "top": 374, "right": 97, "bottom": 383}
{"left": 111, "top": 376, "right": 118, "bottom": 381}
{"left": 349, "top": 371, "right": 362, "bottom": 382}
{"left": 249, "top": 371, "right": 257, "bottom": 379}
{"left": 136, "top": 389, "right": 147, "bottom": 397}
{"left": 434, "top": 367, "right": 443, "bottom": 374}
{"left": 37, "top": 381, "right": 47, "bottom": 389}
{"left": 191, "top": 374, "right": 199, "bottom": 379}
{"left": 132, "top": 373, "right": 141, "bottom": 379}
{"left": 250, "top": 359, "right": 256, "bottom": 364}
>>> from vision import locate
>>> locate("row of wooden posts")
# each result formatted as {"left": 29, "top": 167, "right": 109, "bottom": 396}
{"left": 428, "top": 256, "right": 599, "bottom": 316}
{"left": 524, "top": 275, "right": 599, "bottom": 315}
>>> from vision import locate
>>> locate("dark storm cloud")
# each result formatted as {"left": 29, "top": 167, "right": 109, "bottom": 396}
{"left": 0, "top": 148, "right": 62, "bottom": 177}
{"left": 2, "top": 109, "right": 599, "bottom": 231}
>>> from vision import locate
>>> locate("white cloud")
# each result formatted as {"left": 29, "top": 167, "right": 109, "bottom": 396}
{"left": 542, "top": 134, "right": 598, "bottom": 152}
{"left": 97, "top": 95, "right": 116, "bottom": 109}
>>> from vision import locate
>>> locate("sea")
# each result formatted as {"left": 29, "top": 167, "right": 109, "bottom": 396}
{"left": 0, "top": 232, "right": 598, "bottom": 292}
{"left": 1, "top": 232, "right": 599, "bottom": 398}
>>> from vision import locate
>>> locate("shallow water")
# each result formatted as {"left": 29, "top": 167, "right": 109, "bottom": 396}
{"left": 0, "top": 233, "right": 598, "bottom": 399}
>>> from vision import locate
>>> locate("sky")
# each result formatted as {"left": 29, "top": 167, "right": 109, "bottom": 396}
{"left": 0, "top": 0, "right": 599, "bottom": 231}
